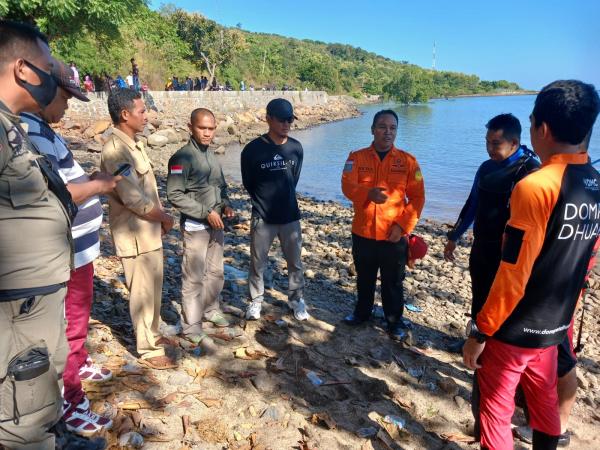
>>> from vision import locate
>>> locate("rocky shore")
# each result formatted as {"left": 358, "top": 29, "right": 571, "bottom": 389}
{"left": 58, "top": 94, "right": 360, "bottom": 157}
{"left": 59, "top": 125, "right": 600, "bottom": 449}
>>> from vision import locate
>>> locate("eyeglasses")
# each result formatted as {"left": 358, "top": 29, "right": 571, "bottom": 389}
{"left": 275, "top": 117, "right": 294, "bottom": 124}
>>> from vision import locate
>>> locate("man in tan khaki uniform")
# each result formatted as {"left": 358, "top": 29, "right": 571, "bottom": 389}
{"left": 0, "top": 21, "right": 70, "bottom": 449}
{"left": 100, "top": 88, "right": 176, "bottom": 370}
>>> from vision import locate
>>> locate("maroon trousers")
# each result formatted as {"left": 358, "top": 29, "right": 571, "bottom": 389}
{"left": 62, "top": 262, "right": 94, "bottom": 407}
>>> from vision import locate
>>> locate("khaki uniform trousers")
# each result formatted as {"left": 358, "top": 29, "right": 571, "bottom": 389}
{"left": 0, "top": 287, "right": 68, "bottom": 450}
{"left": 121, "top": 248, "right": 165, "bottom": 359}
{"left": 181, "top": 229, "right": 224, "bottom": 336}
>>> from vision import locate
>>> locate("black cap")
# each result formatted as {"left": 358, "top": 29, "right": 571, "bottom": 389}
{"left": 51, "top": 58, "right": 89, "bottom": 102}
{"left": 266, "top": 98, "right": 297, "bottom": 120}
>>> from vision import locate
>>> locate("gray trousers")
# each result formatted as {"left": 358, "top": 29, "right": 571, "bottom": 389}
{"left": 181, "top": 229, "right": 224, "bottom": 335}
{"left": 249, "top": 216, "right": 304, "bottom": 303}
{"left": 0, "top": 287, "right": 68, "bottom": 450}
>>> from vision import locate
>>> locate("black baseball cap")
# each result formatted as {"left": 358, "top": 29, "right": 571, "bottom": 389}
{"left": 51, "top": 58, "right": 89, "bottom": 102}
{"left": 266, "top": 98, "right": 297, "bottom": 120}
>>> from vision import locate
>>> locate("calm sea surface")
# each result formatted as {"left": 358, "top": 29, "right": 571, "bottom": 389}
{"left": 218, "top": 95, "right": 600, "bottom": 222}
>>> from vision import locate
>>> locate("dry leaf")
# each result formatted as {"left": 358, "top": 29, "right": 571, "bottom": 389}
{"left": 196, "top": 397, "right": 222, "bottom": 408}
{"left": 375, "top": 428, "right": 395, "bottom": 450}
{"left": 440, "top": 432, "right": 476, "bottom": 443}
{"left": 117, "top": 400, "right": 153, "bottom": 410}
{"left": 234, "top": 347, "right": 271, "bottom": 360}
{"left": 310, "top": 412, "right": 336, "bottom": 430}
{"left": 158, "top": 392, "right": 178, "bottom": 405}
{"left": 121, "top": 378, "right": 154, "bottom": 393}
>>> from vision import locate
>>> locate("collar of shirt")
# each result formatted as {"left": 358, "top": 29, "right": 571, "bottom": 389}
{"left": 0, "top": 100, "right": 23, "bottom": 125}
{"left": 369, "top": 143, "right": 398, "bottom": 158}
{"left": 495, "top": 145, "right": 526, "bottom": 168}
{"left": 190, "top": 137, "right": 208, "bottom": 153}
{"left": 111, "top": 127, "right": 145, "bottom": 152}
{"left": 544, "top": 152, "right": 590, "bottom": 166}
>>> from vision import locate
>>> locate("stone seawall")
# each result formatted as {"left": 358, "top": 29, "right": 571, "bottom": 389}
{"left": 66, "top": 90, "right": 330, "bottom": 121}
{"left": 58, "top": 90, "right": 360, "bottom": 152}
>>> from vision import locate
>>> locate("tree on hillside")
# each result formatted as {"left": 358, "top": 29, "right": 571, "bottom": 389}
{"left": 0, "top": 0, "right": 145, "bottom": 41}
{"left": 168, "top": 9, "right": 245, "bottom": 89}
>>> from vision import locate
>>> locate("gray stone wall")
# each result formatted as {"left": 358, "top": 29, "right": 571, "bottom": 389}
{"left": 66, "top": 90, "right": 329, "bottom": 121}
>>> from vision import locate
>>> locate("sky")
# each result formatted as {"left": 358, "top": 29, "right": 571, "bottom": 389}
{"left": 151, "top": 0, "right": 600, "bottom": 90}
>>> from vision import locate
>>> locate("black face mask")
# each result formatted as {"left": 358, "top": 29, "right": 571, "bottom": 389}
{"left": 19, "top": 60, "right": 58, "bottom": 108}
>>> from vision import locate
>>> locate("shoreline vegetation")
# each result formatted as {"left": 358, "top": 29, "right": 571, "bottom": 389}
{"left": 6, "top": 2, "right": 525, "bottom": 104}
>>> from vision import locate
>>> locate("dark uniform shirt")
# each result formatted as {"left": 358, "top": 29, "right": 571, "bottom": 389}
{"left": 0, "top": 101, "right": 71, "bottom": 299}
{"left": 241, "top": 134, "right": 303, "bottom": 224}
{"left": 166, "top": 138, "right": 231, "bottom": 226}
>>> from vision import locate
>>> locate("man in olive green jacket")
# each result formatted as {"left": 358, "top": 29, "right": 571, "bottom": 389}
{"left": 167, "top": 108, "right": 234, "bottom": 348}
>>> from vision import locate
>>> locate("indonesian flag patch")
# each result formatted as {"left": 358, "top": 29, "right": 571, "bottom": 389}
{"left": 170, "top": 165, "right": 183, "bottom": 175}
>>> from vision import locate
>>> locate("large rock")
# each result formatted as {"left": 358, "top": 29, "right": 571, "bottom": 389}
{"left": 91, "top": 120, "right": 112, "bottom": 135}
{"left": 147, "top": 133, "right": 169, "bottom": 147}
{"left": 155, "top": 128, "right": 179, "bottom": 144}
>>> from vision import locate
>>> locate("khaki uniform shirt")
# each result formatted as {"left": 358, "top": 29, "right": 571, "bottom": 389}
{"left": 100, "top": 128, "right": 162, "bottom": 257}
{"left": 0, "top": 102, "right": 71, "bottom": 292}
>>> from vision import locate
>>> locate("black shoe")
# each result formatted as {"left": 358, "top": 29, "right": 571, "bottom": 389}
{"left": 388, "top": 324, "right": 408, "bottom": 342}
{"left": 558, "top": 431, "right": 571, "bottom": 447}
{"left": 342, "top": 313, "right": 367, "bottom": 326}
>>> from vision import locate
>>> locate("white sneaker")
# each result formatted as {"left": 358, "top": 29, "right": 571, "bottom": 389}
{"left": 290, "top": 299, "right": 310, "bottom": 321}
{"left": 245, "top": 300, "right": 262, "bottom": 320}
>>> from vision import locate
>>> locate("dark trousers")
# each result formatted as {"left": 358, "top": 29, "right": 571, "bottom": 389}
{"left": 468, "top": 239, "right": 502, "bottom": 441}
{"left": 468, "top": 240, "right": 502, "bottom": 319}
{"left": 351, "top": 233, "right": 407, "bottom": 326}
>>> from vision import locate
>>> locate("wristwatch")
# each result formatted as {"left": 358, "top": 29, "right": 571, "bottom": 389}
{"left": 466, "top": 319, "right": 487, "bottom": 343}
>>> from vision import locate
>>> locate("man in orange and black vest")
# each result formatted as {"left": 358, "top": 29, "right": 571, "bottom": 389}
{"left": 341, "top": 109, "right": 425, "bottom": 341}
{"left": 463, "top": 80, "right": 600, "bottom": 450}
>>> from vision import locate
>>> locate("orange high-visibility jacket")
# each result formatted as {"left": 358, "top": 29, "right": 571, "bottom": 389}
{"left": 341, "top": 144, "right": 425, "bottom": 240}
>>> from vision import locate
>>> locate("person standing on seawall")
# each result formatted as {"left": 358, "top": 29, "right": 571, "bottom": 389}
{"left": 241, "top": 98, "right": 310, "bottom": 322}
{"left": 341, "top": 109, "right": 425, "bottom": 341}
{"left": 463, "top": 80, "right": 600, "bottom": 450}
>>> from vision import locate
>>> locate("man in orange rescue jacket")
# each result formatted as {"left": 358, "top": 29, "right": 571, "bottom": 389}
{"left": 341, "top": 109, "right": 425, "bottom": 341}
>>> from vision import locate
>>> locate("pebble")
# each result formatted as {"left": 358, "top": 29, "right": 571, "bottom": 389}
{"left": 167, "top": 372, "right": 193, "bottom": 386}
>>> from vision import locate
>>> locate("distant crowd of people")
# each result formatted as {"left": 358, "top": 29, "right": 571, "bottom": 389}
{"left": 1, "top": 19, "right": 600, "bottom": 450}
{"left": 69, "top": 58, "right": 148, "bottom": 97}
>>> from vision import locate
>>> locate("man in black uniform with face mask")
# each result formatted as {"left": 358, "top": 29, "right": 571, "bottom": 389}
{"left": 0, "top": 21, "right": 73, "bottom": 449}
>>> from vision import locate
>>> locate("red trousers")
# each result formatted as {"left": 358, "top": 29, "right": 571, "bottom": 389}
{"left": 62, "top": 262, "right": 94, "bottom": 406}
{"left": 478, "top": 338, "right": 560, "bottom": 450}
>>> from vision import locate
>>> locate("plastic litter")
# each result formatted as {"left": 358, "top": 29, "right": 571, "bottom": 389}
{"left": 405, "top": 303, "right": 422, "bottom": 313}
{"left": 383, "top": 415, "right": 406, "bottom": 429}
{"left": 408, "top": 367, "right": 424, "bottom": 378}
{"left": 118, "top": 431, "right": 144, "bottom": 448}
{"left": 306, "top": 371, "right": 324, "bottom": 386}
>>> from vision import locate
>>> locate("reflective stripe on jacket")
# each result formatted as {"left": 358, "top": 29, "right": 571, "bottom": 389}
{"left": 341, "top": 144, "right": 425, "bottom": 240}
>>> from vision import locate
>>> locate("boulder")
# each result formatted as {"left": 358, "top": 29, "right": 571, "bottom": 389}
{"left": 91, "top": 120, "right": 111, "bottom": 136}
{"left": 147, "top": 133, "right": 169, "bottom": 147}
{"left": 155, "top": 128, "right": 179, "bottom": 144}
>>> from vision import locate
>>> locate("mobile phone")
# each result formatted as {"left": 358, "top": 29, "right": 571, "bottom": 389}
{"left": 113, "top": 163, "right": 131, "bottom": 176}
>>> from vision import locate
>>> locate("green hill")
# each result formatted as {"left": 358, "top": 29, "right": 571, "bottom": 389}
{"left": 2, "top": 2, "right": 521, "bottom": 103}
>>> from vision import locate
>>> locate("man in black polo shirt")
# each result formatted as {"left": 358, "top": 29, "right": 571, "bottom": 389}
{"left": 241, "top": 98, "right": 309, "bottom": 321}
